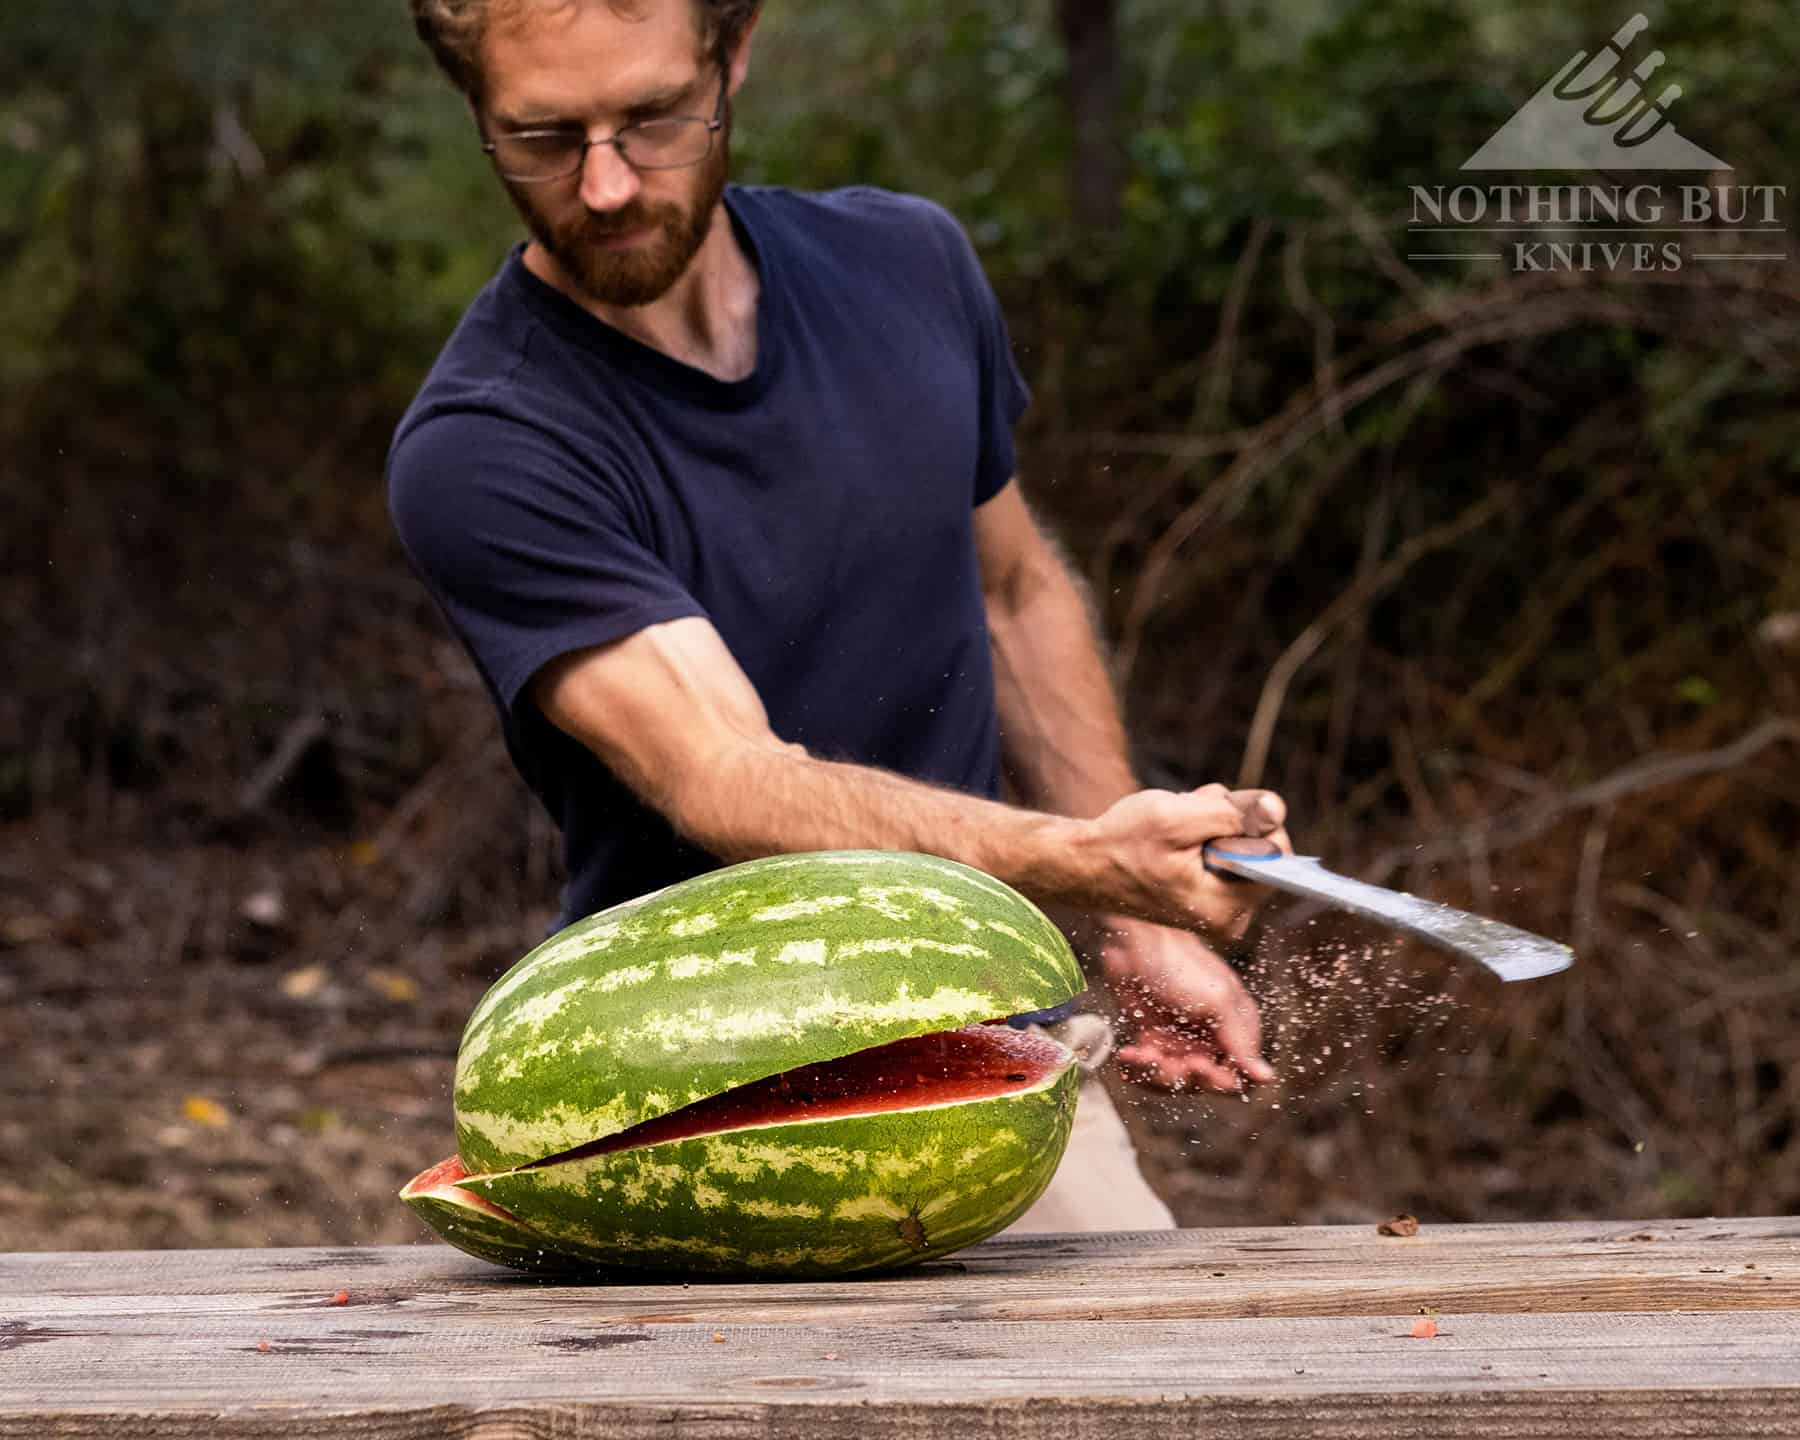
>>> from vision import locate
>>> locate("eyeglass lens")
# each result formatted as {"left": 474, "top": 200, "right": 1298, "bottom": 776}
{"left": 492, "top": 119, "right": 712, "bottom": 180}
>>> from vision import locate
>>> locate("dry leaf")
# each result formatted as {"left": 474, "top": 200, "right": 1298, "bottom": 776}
{"left": 281, "top": 965, "right": 328, "bottom": 1000}
{"left": 299, "top": 1107, "right": 341, "bottom": 1134}
{"left": 367, "top": 970, "right": 420, "bottom": 1004}
{"left": 182, "top": 1096, "right": 231, "bottom": 1130}
{"left": 0, "top": 915, "right": 57, "bottom": 947}
{"left": 1378, "top": 1213, "right": 1420, "bottom": 1238}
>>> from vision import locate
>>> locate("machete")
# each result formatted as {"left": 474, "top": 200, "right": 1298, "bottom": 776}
{"left": 1201, "top": 836, "right": 1573, "bottom": 982}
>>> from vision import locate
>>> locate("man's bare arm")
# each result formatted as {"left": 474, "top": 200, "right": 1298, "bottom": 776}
{"left": 973, "top": 478, "right": 1283, "bottom": 1090}
{"left": 975, "top": 480, "right": 1138, "bottom": 820}
{"left": 529, "top": 616, "right": 1275, "bottom": 938}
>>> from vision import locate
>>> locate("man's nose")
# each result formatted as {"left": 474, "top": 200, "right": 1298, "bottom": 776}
{"left": 579, "top": 139, "right": 641, "bottom": 214}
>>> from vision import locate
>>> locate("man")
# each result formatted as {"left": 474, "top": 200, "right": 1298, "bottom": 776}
{"left": 390, "top": 0, "right": 1291, "bottom": 1231}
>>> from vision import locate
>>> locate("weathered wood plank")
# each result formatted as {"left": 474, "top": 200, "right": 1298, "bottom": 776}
{"left": 7, "top": 1401, "right": 1800, "bottom": 1440}
{"left": 2, "top": 1314, "right": 1799, "bottom": 1437}
{"left": 4, "top": 1222, "right": 1798, "bottom": 1438}
{"left": 7, "top": 1217, "right": 1794, "bottom": 1321}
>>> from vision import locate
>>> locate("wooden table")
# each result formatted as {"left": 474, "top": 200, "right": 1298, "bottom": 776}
{"left": 4, "top": 1217, "right": 1797, "bottom": 1437}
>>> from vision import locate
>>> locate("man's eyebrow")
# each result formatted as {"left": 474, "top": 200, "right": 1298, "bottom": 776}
{"left": 622, "top": 77, "right": 704, "bottom": 116}
{"left": 490, "top": 110, "right": 576, "bottom": 131}
{"left": 491, "top": 78, "right": 703, "bottom": 133}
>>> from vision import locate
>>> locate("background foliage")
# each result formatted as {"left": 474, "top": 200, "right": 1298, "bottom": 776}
{"left": 3, "top": 0, "right": 1796, "bottom": 1246}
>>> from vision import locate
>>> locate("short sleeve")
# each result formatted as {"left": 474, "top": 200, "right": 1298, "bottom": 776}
{"left": 387, "top": 413, "right": 705, "bottom": 714}
{"left": 927, "top": 206, "right": 1031, "bottom": 507}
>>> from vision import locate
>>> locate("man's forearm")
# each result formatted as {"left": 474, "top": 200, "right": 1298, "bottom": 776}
{"left": 671, "top": 740, "right": 1120, "bottom": 913}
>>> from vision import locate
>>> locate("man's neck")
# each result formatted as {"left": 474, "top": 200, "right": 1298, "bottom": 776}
{"left": 524, "top": 201, "right": 760, "bottom": 383}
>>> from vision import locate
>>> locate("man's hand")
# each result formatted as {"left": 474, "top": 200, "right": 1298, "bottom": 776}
{"left": 1082, "top": 784, "right": 1291, "bottom": 941}
{"left": 1095, "top": 916, "right": 1275, "bottom": 1094}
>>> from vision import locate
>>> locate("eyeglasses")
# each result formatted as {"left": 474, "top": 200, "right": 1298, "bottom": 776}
{"left": 483, "top": 77, "right": 727, "bottom": 183}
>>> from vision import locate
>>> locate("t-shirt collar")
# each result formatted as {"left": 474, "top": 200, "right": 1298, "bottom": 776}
{"left": 504, "top": 184, "right": 778, "bottom": 407}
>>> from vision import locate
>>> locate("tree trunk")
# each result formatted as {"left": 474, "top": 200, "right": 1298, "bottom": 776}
{"left": 1056, "top": 0, "right": 1122, "bottom": 231}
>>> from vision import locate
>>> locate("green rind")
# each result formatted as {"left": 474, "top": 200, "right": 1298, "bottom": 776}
{"left": 454, "top": 851, "right": 1083, "bottom": 1174}
{"left": 401, "top": 1189, "right": 593, "bottom": 1273}
{"left": 460, "top": 1065, "right": 1079, "bottom": 1278}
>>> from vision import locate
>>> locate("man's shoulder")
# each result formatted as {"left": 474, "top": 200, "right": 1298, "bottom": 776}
{"left": 390, "top": 256, "right": 537, "bottom": 447}
{"left": 735, "top": 182, "right": 958, "bottom": 229}
{"left": 733, "top": 183, "right": 969, "bottom": 270}
{"left": 387, "top": 248, "right": 636, "bottom": 500}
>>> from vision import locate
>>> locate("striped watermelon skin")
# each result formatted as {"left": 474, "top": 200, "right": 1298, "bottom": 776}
{"left": 400, "top": 1158, "right": 594, "bottom": 1273}
{"left": 460, "top": 1064, "right": 1078, "bottom": 1277}
{"left": 401, "top": 1189, "right": 582, "bottom": 1273}
{"left": 453, "top": 851, "right": 1084, "bottom": 1175}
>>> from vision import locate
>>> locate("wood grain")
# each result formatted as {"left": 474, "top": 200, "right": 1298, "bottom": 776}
{"left": 4, "top": 1219, "right": 1799, "bottom": 1438}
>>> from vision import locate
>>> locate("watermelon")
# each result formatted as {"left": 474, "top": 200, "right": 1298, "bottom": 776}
{"left": 401, "top": 850, "right": 1085, "bottom": 1277}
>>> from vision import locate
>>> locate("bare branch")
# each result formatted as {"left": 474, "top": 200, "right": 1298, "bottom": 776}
{"left": 1237, "top": 486, "right": 1510, "bottom": 789}
{"left": 1363, "top": 719, "right": 1800, "bottom": 882}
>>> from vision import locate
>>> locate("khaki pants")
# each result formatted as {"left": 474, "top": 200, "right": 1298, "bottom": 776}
{"left": 1003, "top": 1023, "right": 1178, "bottom": 1234}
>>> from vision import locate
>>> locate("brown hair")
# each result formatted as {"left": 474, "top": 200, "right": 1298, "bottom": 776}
{"left": 410, "top": 0, "right": 760, "bottom": 100}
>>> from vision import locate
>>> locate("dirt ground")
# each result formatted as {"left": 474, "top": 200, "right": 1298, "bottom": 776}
{"left": 3, "top": 836, "right": 483, "bottom": 1252}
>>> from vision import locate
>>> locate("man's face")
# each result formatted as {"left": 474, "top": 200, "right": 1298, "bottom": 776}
{"left": 480, "top": 0, "right": 734, "bottom": 308}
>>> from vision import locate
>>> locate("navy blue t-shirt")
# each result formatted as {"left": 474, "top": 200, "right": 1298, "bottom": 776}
{"left": 387, "top": 184, "right": 1031, "bottom": 928}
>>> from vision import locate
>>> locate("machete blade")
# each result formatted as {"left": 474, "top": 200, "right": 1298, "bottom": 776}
{"left": 1202, "top": 840, "right": 1573, "bottom": 982}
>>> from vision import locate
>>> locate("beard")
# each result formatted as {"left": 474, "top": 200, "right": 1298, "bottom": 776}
{"left": 507, "top": 128, "right": 730, "bottom": 310}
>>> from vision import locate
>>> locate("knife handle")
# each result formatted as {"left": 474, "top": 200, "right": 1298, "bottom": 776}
{"left": 1202, "top": 835, "right": 1284, "bottom": 879}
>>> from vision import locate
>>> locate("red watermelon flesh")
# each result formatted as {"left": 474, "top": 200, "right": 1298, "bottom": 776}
{"left": 400, "top": 1154, "right": 524, "bottom": 1218}
{"left": 525, "top": 1022, "right": 1068, "bottom": 1169}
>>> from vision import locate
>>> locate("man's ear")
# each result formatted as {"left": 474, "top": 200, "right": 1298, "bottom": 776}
{"left": 725, "top": 7, "right": 761, "bottom": 98}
